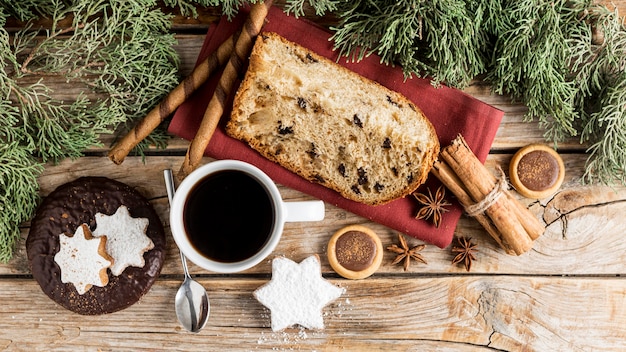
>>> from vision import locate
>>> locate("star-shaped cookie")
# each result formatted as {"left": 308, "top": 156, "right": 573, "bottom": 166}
{"left": 93, "top": 205, "right": 154, "bottom": 276}
{"left": 254, "top": 255, "right": 344, "bottom": 331}
{"left": 54, "top": 224, "right": 113, "bottom": 295}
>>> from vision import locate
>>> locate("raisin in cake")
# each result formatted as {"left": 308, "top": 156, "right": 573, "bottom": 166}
{"left": 26, "top": 177, "right": 166, "bottom": 315}
{"left": 227, "top": 32, "right": 440, "bottom": 205}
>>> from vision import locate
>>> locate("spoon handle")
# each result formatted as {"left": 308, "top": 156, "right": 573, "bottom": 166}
{"left": 164, "top": 169, "right": 176, "bottom": 205}
{"left": 163, "top": 169, "right": 192, "bottom": 279}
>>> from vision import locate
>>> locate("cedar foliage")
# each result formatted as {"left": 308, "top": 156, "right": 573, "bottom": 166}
{"left": 0, "top": 0, "right": 180, "bottom": 262}
{"left": 2, "top": 0, "right": 626, "bottom": 262}
{"left": 326, "top": 0, "right": 626, "bottom": 184}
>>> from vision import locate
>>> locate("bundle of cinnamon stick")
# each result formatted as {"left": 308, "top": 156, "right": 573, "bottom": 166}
{"left": 432, "top": 135, "right": 544, "bottom": 255}
{"left": 108, "top": 1, "right": 273, "bottom": 179}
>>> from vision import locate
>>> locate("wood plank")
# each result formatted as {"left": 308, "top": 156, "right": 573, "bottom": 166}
{"left": 5, "top": 153, "right": 626, "bottom": 277}
{"left": 99, "top": 36, "right": 587, "bottom": 153}
{"left": 4, "top": 3, "right": 626, "bottom": 351}
{"left": 0, "top": 276, "right": 623, "bottom": 351}
{"left": 159, "top": 36, "right": 590, "bottom": 150}
{"left": 8, "top": 32, "right": 589, "bottom": 153}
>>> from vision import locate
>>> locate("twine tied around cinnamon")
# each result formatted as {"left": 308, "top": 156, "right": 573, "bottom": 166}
{"left": 432, "top": 135, "right": 544, "bottom": 255}
{"left": 463, "top": 166, "right": 508, "bottom": 217}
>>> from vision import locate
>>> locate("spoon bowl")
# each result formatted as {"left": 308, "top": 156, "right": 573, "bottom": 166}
{"left": 165, "top": 169, "right": 210, "bottom": 333}
{"left": 174, "top": 253, "right": 209, "bottom": 332}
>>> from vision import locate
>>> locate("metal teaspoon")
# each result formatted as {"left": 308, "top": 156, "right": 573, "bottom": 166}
{"left": 164, "top": 169, "right": 210, "bottom": 333}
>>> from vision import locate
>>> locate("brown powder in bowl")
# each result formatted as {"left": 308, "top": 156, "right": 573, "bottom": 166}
{"left": 509, "top": 144, "right": 565, "bottom": 199}
{"left": 334, "top": 230, "right": 377, "bottom": 271}
{"left": 327, "top": 225, "right": 383, "bottom": 279}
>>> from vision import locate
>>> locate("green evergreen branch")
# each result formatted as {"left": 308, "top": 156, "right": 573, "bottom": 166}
{"left": 163, "top": 0, "right": 217, "bottom": 18}
{"left": 284, "top": 0, "right": 340, "bottom": 17}
{"left": 489, "top": 1, "right": 585, "bottom": 141}
{"left": 3, "top": 0, "right": 626, "bottom": 262}
{"left": 0, "top": 142, "right": 42, "bottom": 263}
{"left": 0, "top": 0, "right": 59, "bottom": 22}
{"left": 0, "top": 0, "right": 181, "bottom": 261}
{"left": 582, "top": 73, "right": 626, "bottom": 184}
{"left": 330, "top": 0, "right": 489, "bottom": 87}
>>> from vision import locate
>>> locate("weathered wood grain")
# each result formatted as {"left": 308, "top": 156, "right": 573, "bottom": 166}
{"left": 0, "top": 277, "right": 623, "bottom": 351}
{"left": 3, "top": 3, "right": 626, "bottom": 351}
{"left": 5, "top": 154, "right": 626, "bottom": 279}
{"left": 9, "top": 33, "right": 585, "bottom": 153}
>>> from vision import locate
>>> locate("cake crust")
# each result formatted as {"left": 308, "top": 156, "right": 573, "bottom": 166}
{"left": 227, "top": 32, "right": 439, "bottom": 205}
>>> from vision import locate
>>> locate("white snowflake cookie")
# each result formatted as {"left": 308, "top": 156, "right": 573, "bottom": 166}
{"left": 92, "top": 205, "right": 154, "bottom": 276}
{"left": 254, "top": 255, "right": 344, "bottom": 331}
{"left": 54, "top": 224, "right": 113, "bottom": 295}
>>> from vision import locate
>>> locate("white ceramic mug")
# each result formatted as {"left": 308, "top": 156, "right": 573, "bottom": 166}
{"left": 170, "top": 160, "right": 325, "bottom": 273}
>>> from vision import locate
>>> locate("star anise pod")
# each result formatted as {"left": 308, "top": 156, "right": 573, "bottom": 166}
{"left": 451, "top": 236, "right": 478, "bottom": 272}
{"left": 413, "top": 185, "right": 451, "bottom": 228}
{"left": 386, "top": 234, "right": 427, "bottom": 271}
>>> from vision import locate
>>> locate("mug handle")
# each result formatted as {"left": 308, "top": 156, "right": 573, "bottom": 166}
{"left": 283, "top": 200, "right": 325, "bottom": 222}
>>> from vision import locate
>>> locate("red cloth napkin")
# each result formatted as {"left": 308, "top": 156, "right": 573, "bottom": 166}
{"left": 168, "top": 6, "right": 503, "bottom": 248}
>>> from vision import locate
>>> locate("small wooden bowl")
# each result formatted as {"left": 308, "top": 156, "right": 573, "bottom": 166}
{"left": 327, "top": 225, "right": 383, "bottom": 280}
{"left": 509, "top": 144, "right": 565, "bottom": 199}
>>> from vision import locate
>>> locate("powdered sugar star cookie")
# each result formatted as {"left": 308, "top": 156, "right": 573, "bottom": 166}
{"left": 54, "top": 224, "right": 113, "bottom": 295}
{"left": 254, "top": 255, "right": 344, "bottom": 331}
{"left": 93, "top": 205, "right": 154, "bottom": 276}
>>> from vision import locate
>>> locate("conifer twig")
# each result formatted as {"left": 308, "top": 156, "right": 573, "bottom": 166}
{"left": 20, "top": 24, "right": 86, "bottom": 74}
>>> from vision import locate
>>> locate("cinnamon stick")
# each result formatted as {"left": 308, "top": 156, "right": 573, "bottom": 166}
{"left": 431, "top": 161, "right": 513, "bottom": 254}
{"left": 435, "top": 135, "right": 544, "bottom": 255}
{"left": 448, "top": 140, "right": 543, "bottom": 241}
{"left": 179, "top": 0, "right": 273, "bottom": 178}
{"left": 507, "top": 192, "right": 544, "bottom": 240}
{"left": 441, "top": 138, "right": 533, "bottom": 254}
{"left": 107, "top": 31, "right": 240, "bottom": 165}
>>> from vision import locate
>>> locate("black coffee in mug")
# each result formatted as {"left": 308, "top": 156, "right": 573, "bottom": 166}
{"left": 183, "top": 170, "right": 275, "bottom": 263}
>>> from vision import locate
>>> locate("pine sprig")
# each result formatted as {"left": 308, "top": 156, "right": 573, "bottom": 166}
{"left": 582, "top": 73, "right": 626, "bottom": 184}
{"left": 0, "top": 0, "right": 181, "bottom": 261}
{"left": 283, "top": 0, "right": 340, "bottom": 18}
{"left": 218, "top": 0, "right": 256, "bottom": 19}
{"left": 330, "top": 0, "right": 489, "bottom": 87}
{"left": 568, "top": 5, "right": 626, "bottom": 184}
{"left": 0, "top": 142, "right": 43, "bottom": 263}
{"left": 420, "top": 0, "right": 490, "bottom": 87}
{"left": 0, "top": 0, "right": 60, "bottom": 22}
{"left": 7, "top": 1, "right": 181, "bottom": 162}
{"left": 488, "top": 0, "right": 591, "bottom": 142}
{"left": 162, "top": 0, "right": 220, "bottom": 18}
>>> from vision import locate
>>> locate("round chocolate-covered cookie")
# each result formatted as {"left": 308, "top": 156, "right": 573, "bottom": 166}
{"left": 509, "top": 144, "right": 565, "bottom": 199}
{"left": 26, "top": 177, "right": 166, "bottom": 315}
{"left": 327, "top": 224, "right": 383, "bottom": 280}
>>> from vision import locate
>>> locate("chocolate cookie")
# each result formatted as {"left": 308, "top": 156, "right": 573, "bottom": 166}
{"left": 327, "top": 224, "right": 383, "bottom": 280}
{"left": 26, "top": 177, "right": 166, "bottom": 315}
{"left": 509, "top": 144, "right": 565, "bottom": 199}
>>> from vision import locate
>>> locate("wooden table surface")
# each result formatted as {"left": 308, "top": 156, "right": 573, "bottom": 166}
{"left": 2, "top": 3, "right": 626, "bottom": 351}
